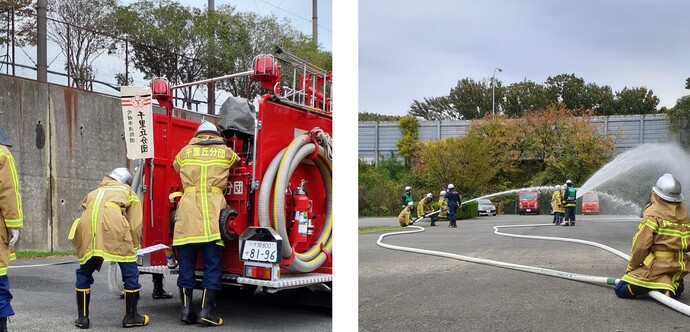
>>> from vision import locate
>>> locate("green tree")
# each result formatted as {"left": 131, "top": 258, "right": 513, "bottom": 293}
{"left": 666, "top": 95, "right": 690, "bottom": 148}
{"left": 544, "top": 74, "right": 587, "bottom": 114}
{"left": 358, "top": 112, "right": 401, "bottom": 122}
{"left": 409, "top": 96, "right": 454, "bottom": 120}
{"left": 396, "top": 116, "right": 418, "bottom": 167}
{"left": 0, "top": 0, "right": 35, "bottom": 46}
{"left": 447, "top": 78, "right": 493, "bottom": 119}
{"left": 503, "top": 80, "right": 550, "bottom": 117}
{"left": 613, "top": 87, "right": 660, "bottom": 115}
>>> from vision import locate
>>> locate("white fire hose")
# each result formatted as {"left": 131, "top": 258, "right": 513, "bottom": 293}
{"left": 258, "top": 129, "right": 332, "bottom": 273}
{"left": 377, "top": 220, "right": 690, "bottom": 317}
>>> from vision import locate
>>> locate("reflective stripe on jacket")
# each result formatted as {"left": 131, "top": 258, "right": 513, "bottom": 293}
{"left": 417, "top": 199, "right": 434, "bottom": 218}
{"left": 621, "top": 193, "right": 690, "bottom": 293}
{"left": 172, "top": 133, "right": 238, "bottom": 246}
{"left": 398, "top": 208, "right": 412, "bottom": 226}
{"left": 0, "top": 145, "right": 22, "bottom": 276}
{"left": 551, "top": 191, "right": 564, "bottom": 213}
{"left": 71, "top": 177, "right": 143, "bottom": 264}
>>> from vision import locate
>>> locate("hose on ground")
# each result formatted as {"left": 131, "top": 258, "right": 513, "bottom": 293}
{"left": 258, "top": 133, "right": 332, "bottom": 273}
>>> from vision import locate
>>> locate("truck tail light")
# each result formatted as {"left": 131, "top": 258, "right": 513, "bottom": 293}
{"left": 245, "top": 265, "right": 275, "bottom": 280}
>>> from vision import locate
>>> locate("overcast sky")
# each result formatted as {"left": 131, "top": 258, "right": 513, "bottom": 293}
{"left": 359, "top": 0, "right": 690, "bottom": 116}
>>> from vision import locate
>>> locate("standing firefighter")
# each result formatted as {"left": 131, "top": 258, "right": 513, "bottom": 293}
{"left": 445, "top": 184, "right": 461, "bottom": 228}
{"left": 173, "top": 121, "right": 238, "bottom": 326}
{"left": 70, "top": 167, "right": 149, "bottom": 329}
{"left": 398, "top": 201, "right": 414, "bottom": 227}
{"left": 417, "top": 193, "right": 436, "bottom": 226}
{"left": 551, "top": 185, "right": 564, "bottom": 225}
{"left": 401, "top": 186, "right": 413, "bottom": 208}
{"left": 614, "top": 173, "right": 690, "bottom": 299}
{"left": 562, "top": 180, "right": 577, "bottom": 226}
{"left": 0, "top": 127, "right": 21, "bottom": 332}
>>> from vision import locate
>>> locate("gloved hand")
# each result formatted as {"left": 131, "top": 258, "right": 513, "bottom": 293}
{"left": 8, "top": 229, "right": 19, "bottom": 247}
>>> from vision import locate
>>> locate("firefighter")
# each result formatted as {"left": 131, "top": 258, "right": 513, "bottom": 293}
{"left": 417, "top": 193, "right": 436, "bottom": 226}
{"left": 551, "top": 185, "right": 564, "bottom": 225}
{"left": 445, "top": 184, "right": 461, "bottom": 228}
{"left": 614, "top": 173, "right": 689, "bottom": 299}
{"left": 398, "top": 201, "right": 414, "bottom": 227}
{"left": 172, "top": 121, "right": 238, "bottom": 326}
{"left": 562, "top": 180, "right": 577, "bottom": 226}
{"left": 438, "top": 190, "right": 448, "bottom": 221}
{"left": 70, "top": 167, "right": 149, "bottom": 329}
{"left": 0, "top": 126, "right": 21, "bottom": 332}
{"left": 401, "top": 186, "right": 413, "bottom": 208}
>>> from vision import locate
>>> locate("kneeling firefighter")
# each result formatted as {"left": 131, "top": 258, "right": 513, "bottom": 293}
{"left": 70, "top": 167, "right": 149, "bottom": 329}
{"left": 417, "top": 193, "right": 436, "bottom": 226}
{"left": 614, "top": 173, "right": 690, "bottom": 299}
{"left": 398, "top": 201, "right": 414, "bottom": 227}
{"left": 172, "top": 121, "right": 239, "bottom": 326}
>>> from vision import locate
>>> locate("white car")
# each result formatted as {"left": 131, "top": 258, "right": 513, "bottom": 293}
{"left": 477, "top": 199, "right": 497, "bottom": 216}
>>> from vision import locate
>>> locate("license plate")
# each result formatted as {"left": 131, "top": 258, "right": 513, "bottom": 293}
{"left": 526, "top": 209, "right": 531, "bottom": 212}
{"left": 241, "top": 240, "right": 278, "bottom": 263}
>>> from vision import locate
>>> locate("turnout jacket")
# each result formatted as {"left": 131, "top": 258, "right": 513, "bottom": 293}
{"left": 398, "top": 208, "right": 413, "bottom": 227}
{"left": 417, "top": 198, "right": 434, "bottom": 218}
{"left": 621, "top": 193, "right": 690, "bottom": 294}
{"left": 172, "top": 133, "right": 238, "bottom": 246}
{"left": 0, "top": 145, "right": 22, "bottom": 276}
{"left": 551, "top": 190, "right": 564, "bottom": 213}
{"left": 438, "top": 197, "right": 448, "bottom": 219}
{"left": 70, "top": 177, "right": 142, "bottom": 265}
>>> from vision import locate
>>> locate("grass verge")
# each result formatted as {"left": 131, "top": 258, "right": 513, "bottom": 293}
{"left": 16, "top": 250, "right": 75, "bottom": 259}
{"left": 358, "top": 225, "right": 405, "bottom": 235}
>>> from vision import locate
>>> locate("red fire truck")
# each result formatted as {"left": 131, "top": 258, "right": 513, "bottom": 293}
{"left": 108, "top": 48, "right": 332, "bottom": 301}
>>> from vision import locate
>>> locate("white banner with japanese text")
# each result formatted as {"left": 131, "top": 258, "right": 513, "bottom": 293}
{"left": 120, "top": 86, "right": 154, "bottom": 160}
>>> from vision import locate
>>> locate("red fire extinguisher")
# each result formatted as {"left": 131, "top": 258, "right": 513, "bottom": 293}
{"left": 291, "top": 180, "right": 311, "bottom": 244}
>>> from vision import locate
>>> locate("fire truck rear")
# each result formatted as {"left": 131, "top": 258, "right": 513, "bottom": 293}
{"left": 110, "top": 48, "right": 332, "bottom": 301}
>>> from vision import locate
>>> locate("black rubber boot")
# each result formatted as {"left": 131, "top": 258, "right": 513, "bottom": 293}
{"left": 179, "top": 288, "right": 197, "bottom": 324}
{"left": 75, "top": 289, "right": 90, "bottom": 329}
{"left": 152, "top": 274, "right": 173, "bottom": 299}
{"left": 0, "top": 317, "right": 7, "bottom": 332}
{"left": 570, "top": 221, "right": 575, "bottom": 226}
{"left": 122, "top": 290, "right": 149, "bottom": 328}
{"left": 200, "top": 289, "right": 224, "bottom": 326}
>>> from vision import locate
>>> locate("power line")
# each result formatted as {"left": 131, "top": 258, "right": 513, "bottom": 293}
{"left": 259, "top": 0, "right": 332, "bottom": 32}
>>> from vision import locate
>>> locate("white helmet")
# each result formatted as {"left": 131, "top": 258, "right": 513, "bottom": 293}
{"left": 447, "top": 184, "right": 454, "bottom": 189}
{"left": 652, "top": 173, "right": 684, "bottom": 203}
{"left": 407, "top": 201, "right": 414, "bottom": 207}
{"left": 440, "top": 190, "right": 446, "bottom": 196}
{"left": 566, "top": 180, "right": 572, "bottom": 185}
{"left": 195, "top": 121, "right": 219, "bottom": 136}
{"left": 107, "top": 167, "right": 133, "bottom": 186}
{"left": 426, "top": 193, "right": 432, "bottom": 198}
{"left": 405, "top": 186, "right": 412, "bottom": 191}
{"left": 555, "top": 185, "right": 561, "bottom": 190}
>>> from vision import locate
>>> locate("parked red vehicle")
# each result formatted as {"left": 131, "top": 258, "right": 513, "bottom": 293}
{"left": 582, "top": 192, "right": 600, "bottom": 215}
{"left": 518, "top": 190, "right": 541, "bottom": 215}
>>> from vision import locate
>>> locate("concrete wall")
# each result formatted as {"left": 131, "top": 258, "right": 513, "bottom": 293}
{"left": 1, "top": 74, "right": 130, "bottom": 251}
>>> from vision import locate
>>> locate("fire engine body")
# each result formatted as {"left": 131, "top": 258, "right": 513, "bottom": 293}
{"left": 130, "top": 50, "right": 332, "bottom": 295}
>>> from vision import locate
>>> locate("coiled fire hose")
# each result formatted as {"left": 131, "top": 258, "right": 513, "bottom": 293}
{"left": 258, "top": 129, "right": 332, "bottom": 273}
{"left": 377, "top": 219, "right": 690, "bottom": 317}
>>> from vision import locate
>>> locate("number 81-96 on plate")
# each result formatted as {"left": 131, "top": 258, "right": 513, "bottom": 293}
{"left": 242, "top": 240, "right": 278, "bottom": 263}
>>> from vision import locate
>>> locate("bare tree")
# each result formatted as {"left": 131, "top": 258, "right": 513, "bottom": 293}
{"left": 47, "top": 0, "right": 116, "bottom": 89}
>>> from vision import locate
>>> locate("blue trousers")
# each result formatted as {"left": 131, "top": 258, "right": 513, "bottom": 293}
{"left": 176, "top": 242, "right": 223, "bottom": 291}
{"left": 614, "top": 280, "right": 684, "bottom": 299}
{"left": 448, "top": 203, "right": 458, "bottom": 226}
{"left": 76, "top": 257, "right": 141, "bottom": 290}
{"left": 0, "top": 276, "right": 13, "bottom": 318}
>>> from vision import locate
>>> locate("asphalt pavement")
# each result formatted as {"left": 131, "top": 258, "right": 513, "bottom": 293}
{"left": 359, "top": 214, "right": 690, "bottom": 331}
{"left": 5, "top": 257, "right": 330, "bottom": 331}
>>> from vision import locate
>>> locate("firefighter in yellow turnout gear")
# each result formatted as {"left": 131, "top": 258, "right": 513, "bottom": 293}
{"left": 417, "top": 193, "right": 437, "bottom": 226}
{"left": 70, "top": 168, "right": 149, "bottom": 329}
{"left": 614, "top": 173, "right": 690, "bottom": 299}
{"left": 398, "top": 201, "right": 414, "bottom": 227}
{"left": 438, "top": 190, "right": 448, "bottom": 221}
{"left": 551, "top": 185, "right": 564, "bottom": 225}
{"left": 173, "top": 121, "right": 238, "bottom": 326}
{"left": 0, "top": 126, "right": 22, "bottom": 332}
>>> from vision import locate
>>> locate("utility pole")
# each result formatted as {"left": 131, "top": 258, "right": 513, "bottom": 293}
{"left": 312, "top": 0, "right": 318, "bottom": 45}
{"left": 207, "top": 0, "right": 215, "bottom": 115}
{"left": 37, "top": 0, "right": 47, "bottom": 82}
